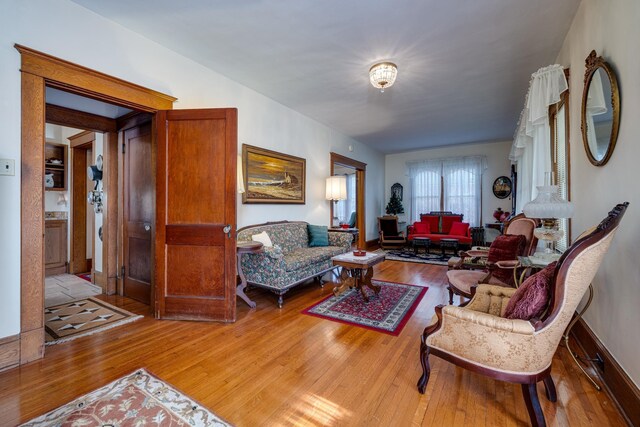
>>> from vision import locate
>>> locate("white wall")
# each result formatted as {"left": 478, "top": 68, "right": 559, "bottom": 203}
{"left": 555, "top": 0, "right": 640, "bottom": 387}
{"left": 0, "top": 0, "right": 384, "bottom": 338}
{"left": 384, "top": 141, "right": 513, "bottom": 226}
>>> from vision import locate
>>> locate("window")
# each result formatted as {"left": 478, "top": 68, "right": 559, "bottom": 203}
{"left": 408, "top": 157, "right": 486, "bottom": 226}
{"left": 550, "top": 78, "right": 571, "bottom": 252}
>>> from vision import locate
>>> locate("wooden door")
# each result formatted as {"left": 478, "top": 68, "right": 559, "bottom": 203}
{"left": 155, "top": 109, "right": 237, "bottom": 321}
{"left": 123, "top": 122, "right": 153, "bottom": 304}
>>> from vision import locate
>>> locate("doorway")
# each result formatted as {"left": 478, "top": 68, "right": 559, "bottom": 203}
{"left": 330, "top": 153, "right": 367, "bottom": 248}
{"left": 18, "top": 45, "right": 238, "bottom": 366}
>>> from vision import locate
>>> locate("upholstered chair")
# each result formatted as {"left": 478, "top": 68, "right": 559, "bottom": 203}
{"left": 417, "top": 203, "right": 628, "bottom": 427}
{"left": 378, "top": 216, "right": 406, "bottom": 249}
{"left": 446, "top": 214, "right": 540, "bottom": 303}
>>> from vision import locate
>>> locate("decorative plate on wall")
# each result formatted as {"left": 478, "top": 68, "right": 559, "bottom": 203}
{"left": 492, "top": 176, "right": 512, "bottom": 199}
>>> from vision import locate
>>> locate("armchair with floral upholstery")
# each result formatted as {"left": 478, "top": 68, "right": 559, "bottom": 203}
{"left": 417, "top": 203, "right": 628, "bottom": 427}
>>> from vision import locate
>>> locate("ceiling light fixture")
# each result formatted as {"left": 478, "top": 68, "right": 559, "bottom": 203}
{"left": 369, "top": 62, "right": 398, "bottom": 93}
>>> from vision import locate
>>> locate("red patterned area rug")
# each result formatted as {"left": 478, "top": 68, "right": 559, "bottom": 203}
{"left": 302, "top": 280, "right": 427, "bottom": 336}
{"left": 20, "top": 369, "right": 231, "bottom": 427}
{"left": 76, "top": 273, "right": 92, "bottom": 282}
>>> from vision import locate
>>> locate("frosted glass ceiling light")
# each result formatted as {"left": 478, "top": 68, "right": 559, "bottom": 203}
{"left": 369, "top": 62, "right": 398, "bottom": 93}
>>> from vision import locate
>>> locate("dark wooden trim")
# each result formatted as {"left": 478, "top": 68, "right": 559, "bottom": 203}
{"left": 330, "top": 152, "right": 367, "bottom": 171}
{"left": 18, "top": 45, "right": 174, "bottom": 367}
{"left": 68, "top": 130, "right": 94, "bottom": 148}
{"left": 103, "top": 132, "right": 118, "bottom": 295}
{"left": 46, "top": 104, "right": 117, "bottom": 133}
{"left": 330, "top": 152, "right": 367, "bottom": 248}
{"left": 116, "top": 111, "right": 153, "bottom": 131}
{"left": 21, "top": 72, "right": 45, "bottom": 364}
{"left": 68, "top": 132, "right": 94, "bottom": 275}
{"left": 16, "top": 44, "right": 176, "bottom": 112}
{"left": 365, "top": 239, "right": 380, "bottom": 250}
{"left": 571, "top": 318, "right": 640, "bottom": 426}
{"left": 0, "top": 335, "right": 20, "bottom": 372}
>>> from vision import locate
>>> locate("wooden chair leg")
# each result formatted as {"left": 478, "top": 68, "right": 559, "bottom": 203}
{"left": 417, "top": 333, "right": 431, "bottom": 394}
{"left": 543, "top": 375, "right": 557, "bottom": 402}
{"left": 447, "top": 286, "right": 454, "bottom": 305}
{"left": 521, "top": 383, "right": 546, "bottom": 427}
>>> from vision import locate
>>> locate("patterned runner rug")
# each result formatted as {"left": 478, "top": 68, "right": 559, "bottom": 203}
{"left": 76, "top": 273, "right": 92, "bottom": 282}
{"left": 20, "top": 368, "right": 231, "bottom": 426}
{"left": 45, "top": 297, "right": 143, "bottom": 345}
{"left": 376, "top": 248, "right": 453, "bottom": 265}
{"left": 302, "top": 280, "right": 427, "bottom": 336}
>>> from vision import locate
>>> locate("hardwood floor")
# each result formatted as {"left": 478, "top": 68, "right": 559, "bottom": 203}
{"left": 0, "top": 261, "right": 627, "bottom": 426}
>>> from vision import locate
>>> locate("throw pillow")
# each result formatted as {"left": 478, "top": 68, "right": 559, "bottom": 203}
{"left": 487, "top": 234, "right": 526, "bottom": 284}
{"left": 504, "top": 262, "right": 557, "bottom": 320}
{"left": 449, "top": 221, "right": 470, "bottom": 237}
{"left": 308, "top": 225, "right": 329, "bottom": 247}
{"left": 414, "top": 222, "right": 430, "bottom": 234}
{"left": 251, "top": 231, "right": 273, "bottom": 247}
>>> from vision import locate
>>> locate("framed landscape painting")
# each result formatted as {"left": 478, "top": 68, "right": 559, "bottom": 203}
{"left": 242, "top": 144, "right": 306, "bottom": 204}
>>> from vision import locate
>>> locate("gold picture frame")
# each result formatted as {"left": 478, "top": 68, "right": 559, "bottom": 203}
{"left": 242, "top": 144, "right": 306, "bottom": 204}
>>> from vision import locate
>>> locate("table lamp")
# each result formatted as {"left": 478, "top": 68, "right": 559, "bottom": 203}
{"left": 523, "top": 173, "right": 574, "bottom": 261}
{"left": 326, "top": 176, "right": 347, "bottom": 227}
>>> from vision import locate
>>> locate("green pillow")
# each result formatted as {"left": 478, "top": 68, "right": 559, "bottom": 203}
{"left": 308, "top": 224, "right": 329, "bottom": 247}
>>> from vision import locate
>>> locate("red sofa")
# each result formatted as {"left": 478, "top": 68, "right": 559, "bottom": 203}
{"left": 407, "top": 212, "right": 472, "bottom": 246}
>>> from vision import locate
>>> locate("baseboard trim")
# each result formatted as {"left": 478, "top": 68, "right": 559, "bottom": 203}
{"left": 365, "top": 239, "right": 380, "bottom": 250}
{"left": 0, "top": 334, "right": 20, "bottom": 372}
{"left": 571, "top": 318, "right": 640, "bottom": 426}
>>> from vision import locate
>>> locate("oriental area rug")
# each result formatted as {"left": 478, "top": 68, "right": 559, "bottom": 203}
{"left": 376, "top": 248, "right": 452, "bottom": 266}
{"left": 20, "top": 369, "right": 231, "bottom": 427}
{"left": 302, "top": 280, "right": 427, "bottom": 336}
{"left": 45, "top": 297, "right": 143, "bottom": 345}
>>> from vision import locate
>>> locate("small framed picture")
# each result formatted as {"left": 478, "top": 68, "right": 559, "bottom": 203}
{"left": 391, "top": 182, "right": 403, "bottom": 201}
{"left": 492, "top": 176, "right": 512, "bottom": 199}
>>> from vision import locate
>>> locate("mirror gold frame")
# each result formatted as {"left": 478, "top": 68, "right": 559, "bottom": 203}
{"left": 580, "top": 50, "right": 620, "bottom": 167}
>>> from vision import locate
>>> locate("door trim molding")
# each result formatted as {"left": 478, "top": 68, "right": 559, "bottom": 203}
{"left": 330, "top": 152, "right": 367, "bottom": 248}
{"left": 17, "top": 45, "right": 175, "bottom": 366}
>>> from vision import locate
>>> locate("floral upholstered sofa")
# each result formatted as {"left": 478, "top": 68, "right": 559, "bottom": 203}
{"left": 237, "top": 221, "right": 352, "bottom": 307}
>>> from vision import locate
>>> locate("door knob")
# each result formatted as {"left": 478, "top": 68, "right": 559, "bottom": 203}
{"left": 144, "top": 223, "right": 151, "bottom": 231}
{"left": 223, "top": 224, "right": 232, "bottom": 238}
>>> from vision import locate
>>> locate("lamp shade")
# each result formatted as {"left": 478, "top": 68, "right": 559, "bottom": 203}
{"left": 523, "top": 185, "right": 574, "bottom": 219}
{"left": 326, "top": 176, "right": 347, "bottom": 201}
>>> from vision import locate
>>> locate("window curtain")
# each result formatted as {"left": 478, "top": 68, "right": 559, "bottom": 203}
{"left": 408, "top": 160, "right": 441, "bottom": 223}
{"left": 443, "top": 156, "right": 487, "bottom": 227}
{"left": 510, "top": 65, "right": 568, "bottom": 212}
{"left": 335, "top": 173, "right": 356, "bottom": 223}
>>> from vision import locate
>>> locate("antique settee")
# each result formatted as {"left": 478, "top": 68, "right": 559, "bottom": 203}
{"left": 237, "top": 221, "right": 352, "bottom": 307}
{"left": 407, "top": 211, "right": 472, "bottom": 246}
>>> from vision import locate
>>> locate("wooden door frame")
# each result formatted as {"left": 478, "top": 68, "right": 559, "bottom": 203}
{"left": 68, "top": 131, "right": 94, "bottom": 276}
{"left": 16, "top": 44, "right": 175, "bottom": 366}
{"left": 330, "top": 152, "right": 367, "bottom": 249}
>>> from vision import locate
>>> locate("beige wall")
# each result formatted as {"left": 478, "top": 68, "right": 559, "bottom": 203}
{"left": 555, "top": 0, "right": 640, "bottom": 387}
{"left": 384, "top": 140, "right": 513, "bottom": 227}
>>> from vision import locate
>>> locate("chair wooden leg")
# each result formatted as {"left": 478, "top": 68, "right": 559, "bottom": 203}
{"left": 447, "top": 286, "right": 454, "bottom": 305}
{"left": 543, "top": 375, "right": 557, "bottom": 402}
{"left": 521, "top": 383, "right": 546, "bottom": 427}
{"left": 417, "top": 333, "right": 431, "bottom": 394}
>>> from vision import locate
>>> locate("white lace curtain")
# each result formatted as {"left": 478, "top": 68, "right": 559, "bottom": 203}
{"left": 408, "top": 156, "right": 487, "bottom": 226}
{"left": 510, "top": 65, "right": 568, "bottom": 212}
{"left": 335, "top": 173, "right": 356, "bottom": 224}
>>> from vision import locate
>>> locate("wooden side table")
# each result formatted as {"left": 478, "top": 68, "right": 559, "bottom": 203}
{"left": 236, "top": 241, "right": 263, "bottom": 308}
{"left": 331, "top": 252, "right": 385, "bottom": 302}
{"left": 440, "top": 238, "right": 459, "bottom": 256}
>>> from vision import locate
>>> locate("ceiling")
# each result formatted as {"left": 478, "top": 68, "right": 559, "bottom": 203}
{"left": 46, "top": 87, "right": 133, "bottom": 119}
{"left": 71, "top": 0, "right": 580, "bottom": 153}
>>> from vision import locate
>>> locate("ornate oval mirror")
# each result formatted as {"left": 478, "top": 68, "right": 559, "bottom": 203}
{"left": 581, "top": 50, "right": 620, "bottom": 166}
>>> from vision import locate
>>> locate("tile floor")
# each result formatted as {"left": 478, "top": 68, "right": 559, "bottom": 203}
{"left": 45, "top": 274, "right": 102, "bottom": 307}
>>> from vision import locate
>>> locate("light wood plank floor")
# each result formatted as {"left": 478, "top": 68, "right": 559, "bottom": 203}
{"left": 0, "top": 261, "right": 627, "bottom": 426}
